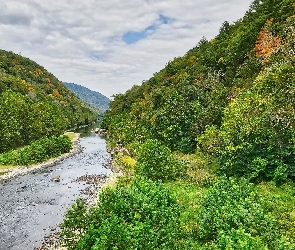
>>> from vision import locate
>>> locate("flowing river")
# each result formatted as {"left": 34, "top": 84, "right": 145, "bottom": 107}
{"left": 0, "top": 126, "right": 112, "bottom": 250}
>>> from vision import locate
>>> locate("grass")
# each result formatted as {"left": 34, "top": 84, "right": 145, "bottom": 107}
{"left": 176, "top": 151, "right": 219, "bottom": 186}
{"left": 257, "top": 180, "right": 295, "bottom": 243}
{"left": 162, "top": 178, "right": 295, "bottom": 248}
{"left": 0, "top": 165, "right": 12, "bottom": 172}
{"left": 164, "top": 180, "right": 204, "bottom": 231}
{"left": 164, "top": 180, "right": 208, "bottom": 249}
{"left": 64, "top": 132, "right": 76, "bottom": 140}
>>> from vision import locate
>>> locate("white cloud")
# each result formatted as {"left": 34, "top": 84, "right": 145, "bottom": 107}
{"left": 0, "top": 0, "right": 253, "bottom": 97}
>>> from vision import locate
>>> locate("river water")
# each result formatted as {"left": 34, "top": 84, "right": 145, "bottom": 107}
{"left": 0, "top": 127, "right": 112, "bottom": 250}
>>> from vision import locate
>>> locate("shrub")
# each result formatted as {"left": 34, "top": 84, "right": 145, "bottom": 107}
{"left": 0, "top": 150, "right": 17, "bottom": 165}
{"left": 216, "top": 228, "right": 267, "bottom": 250}
{"left": 205, "top": 62, "right": 295, "bottom": 183}
{"left": 135, "top": 139, "right": 187, "bottom": 181}
{"left": 197, "top": 177, "right": 286, "bottom": 249}
{"left": 60, "top": 178, "right": 180, "bottom": 250}
{"left": 0, "top": 135, "right": 72, "bottom": 166}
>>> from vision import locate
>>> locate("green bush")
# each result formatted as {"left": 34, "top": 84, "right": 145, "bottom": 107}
{"left": 197, "top": 177, "right": 287, "bottom": 249}
{"left": 48, "top": 135, "right": 72, "bottom": 156}
{"left": 135, "top": 139, "right": 187, "bottom": 181}
{"left": 0, "top": 135, "right": 72, "bottom": 165}
{"left": 0, "top": 150, "right": 17, "bottom": 165}
{"left": 215, "top": 228, "right": 267, "bottom": 250}
{"left": 60, "top": 178, "right": 180, "bottom": 250}
{"left": 199, "top": 62, "right": 295, "bottom": 182}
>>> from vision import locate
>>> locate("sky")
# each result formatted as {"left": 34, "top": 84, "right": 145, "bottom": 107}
{"left": 0, "top": 0, "right": 253, "bottom": 98}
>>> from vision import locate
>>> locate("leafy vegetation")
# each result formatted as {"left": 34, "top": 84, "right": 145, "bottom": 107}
{"left": 135, "top": 139, "right": 187, "bottom": 181}
{"left": 61, "top": 178, "right": 180, "bottom": 250}
{"left": 62, "top": 0, "right": 295, "bottom": 249}
{"left": 0, "top": 50, "right": 97, "bottom": 154}
{"left": 0, "top": 135, "right": 72, "bottom": 166}
{"left": 197, "top": 177, "right": 280, "bottom": 248}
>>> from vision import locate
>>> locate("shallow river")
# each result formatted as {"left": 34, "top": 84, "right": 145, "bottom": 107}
{"left": 0, "top": 128, "right": 112, "bottom": 250}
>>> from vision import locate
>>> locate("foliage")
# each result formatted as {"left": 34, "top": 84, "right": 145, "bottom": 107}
{"left": 197, "top": 177, "right": 291, "bottom": 249}
{"left": 0, "top": 49, "right": 97, "bottom": 153}
{"left": 164, "top": 179, "right": 205, "bottom": 236}
{"left": 254, "top": 18, "right": 283, "bottom": 62}
{"left": 135, "top": 139, "right": 187, "bottom": 181}
{"left": 201, "top": 62, "right": 295, "bottom": 182}
{"left": 60, "top": 178, "right": 180, "bottom": 250}
{"left": 215, "top": 228, "right": 268, "bottom": 250}
{"left": 0, "top": 135, "right": 72, "bottom": 165}
{"left": 181, "top": 151, "right": 218, "bottom": 186}
{"left": 96, "top": 1, "right": 295, "bottom": 249}
{"left": 257, "top": 181, "right": 295, "bottom": 245}
{"left": 198, "top": 15, "right": 295, "bottom": 182}
{"left": 100, "top": 111, "right": 152, "bottom": 148}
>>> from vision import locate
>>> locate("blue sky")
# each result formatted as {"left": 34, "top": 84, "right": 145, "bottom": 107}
{"left": 123, "top": 30, "right": 149, "bottom": 44}
{"left": 123, "top": 15, "right": 171, "bottom": 44}
{"left": 0, "top": 0, "right": 253, "bottom": 97}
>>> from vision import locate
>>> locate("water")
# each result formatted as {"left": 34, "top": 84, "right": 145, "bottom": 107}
{"left": 0, "top": 130, "right": 111, "bottom": 250}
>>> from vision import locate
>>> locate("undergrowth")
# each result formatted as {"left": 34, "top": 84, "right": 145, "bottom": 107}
{"left": 0, "top": 135, "right": 72, "bottom": 166}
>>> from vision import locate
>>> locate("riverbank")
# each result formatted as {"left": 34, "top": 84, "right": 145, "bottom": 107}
{"left": 0, "top": 133, "right": 81, "bottom": 182}
{"left": 37, "top": 171, "right": 122, "bottom": 250}
{"left": 29, "top": 132, "right": 121, "bottom": 250}
{"left": 0, "top": 132, "right": 116, "bottom": 250}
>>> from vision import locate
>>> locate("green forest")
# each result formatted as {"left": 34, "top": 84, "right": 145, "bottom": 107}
{"left": 61, "top": 0, "right": 295, "bottom": 249}
{"left": 0, "top": 50, "right": 98, "bottom": 165}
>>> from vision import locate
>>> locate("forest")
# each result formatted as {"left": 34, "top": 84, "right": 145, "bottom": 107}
{"left": 0, "top": 50, "right": 98, "bottom": 165}
{"left": 61, "top": 0, "right": 295, "bottom": 249}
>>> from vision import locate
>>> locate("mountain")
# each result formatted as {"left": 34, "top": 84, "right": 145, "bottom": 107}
{"left": 0, "top": 49, "right": 97, "bottom": 153}
{"left": 63, "top": 82, "right": 110, "bottom": 113}
{"left": 94, "top": 1, "right": 295, "bottom": 248}
{"left": 102, "top": 0, "right": 295, "bottom": 180}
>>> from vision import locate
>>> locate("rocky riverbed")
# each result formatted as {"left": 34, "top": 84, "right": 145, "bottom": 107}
{"left": 35, "top": 172, "right": 121, "bottom": 250}
{"left": 0, "top": 132, "right": 116, "bottom": 250}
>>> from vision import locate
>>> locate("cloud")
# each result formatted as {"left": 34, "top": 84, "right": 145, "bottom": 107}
{"left": 0, "top": 2, "right": 33, "bottom": 26}
{"left": 0, "top": 0, "right": 253, "bottom": 97}
{"left": 122, "top": 14, "right": 172, "bottom": 44}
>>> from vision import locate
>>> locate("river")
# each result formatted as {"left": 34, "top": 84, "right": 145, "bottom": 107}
{"left": 0, "top": 126, "right": 112, "bottom": 250}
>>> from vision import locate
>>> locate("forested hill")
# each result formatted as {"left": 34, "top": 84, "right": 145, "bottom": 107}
{"left": 0, "top": 49, "right": 97, "bottom": 153}
{"left": 102, "top": 0, "right": 295, "bottom": 182}
{"left": 61, "top": 1, "right": 295, "bottom": 249}
{"left": 63, "top": 82, "right": 110, "bottom": 113}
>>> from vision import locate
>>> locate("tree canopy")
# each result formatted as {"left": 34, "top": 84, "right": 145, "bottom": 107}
{"left": 0, "top": 50, "right": 97, "bottom": 153}
{"left": 102, "top": 0, "right": 295, "bottom": 182}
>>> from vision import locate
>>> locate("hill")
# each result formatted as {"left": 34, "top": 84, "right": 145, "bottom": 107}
{"left": 0, "top": 49, "right": 98, "bottom": 153}
{"left": 102, "top": 0, "right": 295, "bottom": 181}
{"left": 61, "top": 0, "right": 295, "bottom": 249}
{"left": 63, "top": 82, "right": 110, "bottom": 113}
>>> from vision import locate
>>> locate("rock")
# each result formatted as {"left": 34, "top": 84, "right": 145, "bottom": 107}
{"left": 51, "top": 175, "right": 60, "bottom": 182}
{"left": 93, "top": 128, "right": 107, "bottom": 135}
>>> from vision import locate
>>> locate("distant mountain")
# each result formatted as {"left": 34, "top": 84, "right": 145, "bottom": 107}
{"left": 63, "top": 82, "right": 110, "bottom": 113}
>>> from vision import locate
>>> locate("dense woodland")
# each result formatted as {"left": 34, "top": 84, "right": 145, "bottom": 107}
{"left": 0, "top": 50, "right": 98, "bottom": 154}
{"left": 101, "top": 0, "right": 295, "bottom": 182}
{"left": 62, "top": 0, "right": 295, "bottom": 249}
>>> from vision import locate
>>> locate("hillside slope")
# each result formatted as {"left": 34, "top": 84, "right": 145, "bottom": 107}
{"left": 63, "top": 82, "right": 110, "bottom": 113}
{"left": 0, "top": 49, "right": 97, "bottom": 153}
{"left": 82, "top": 0, "right": 295, "bottom": 249}
{"left": 102, "top": 0, "right": 295, "bottom": 181}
